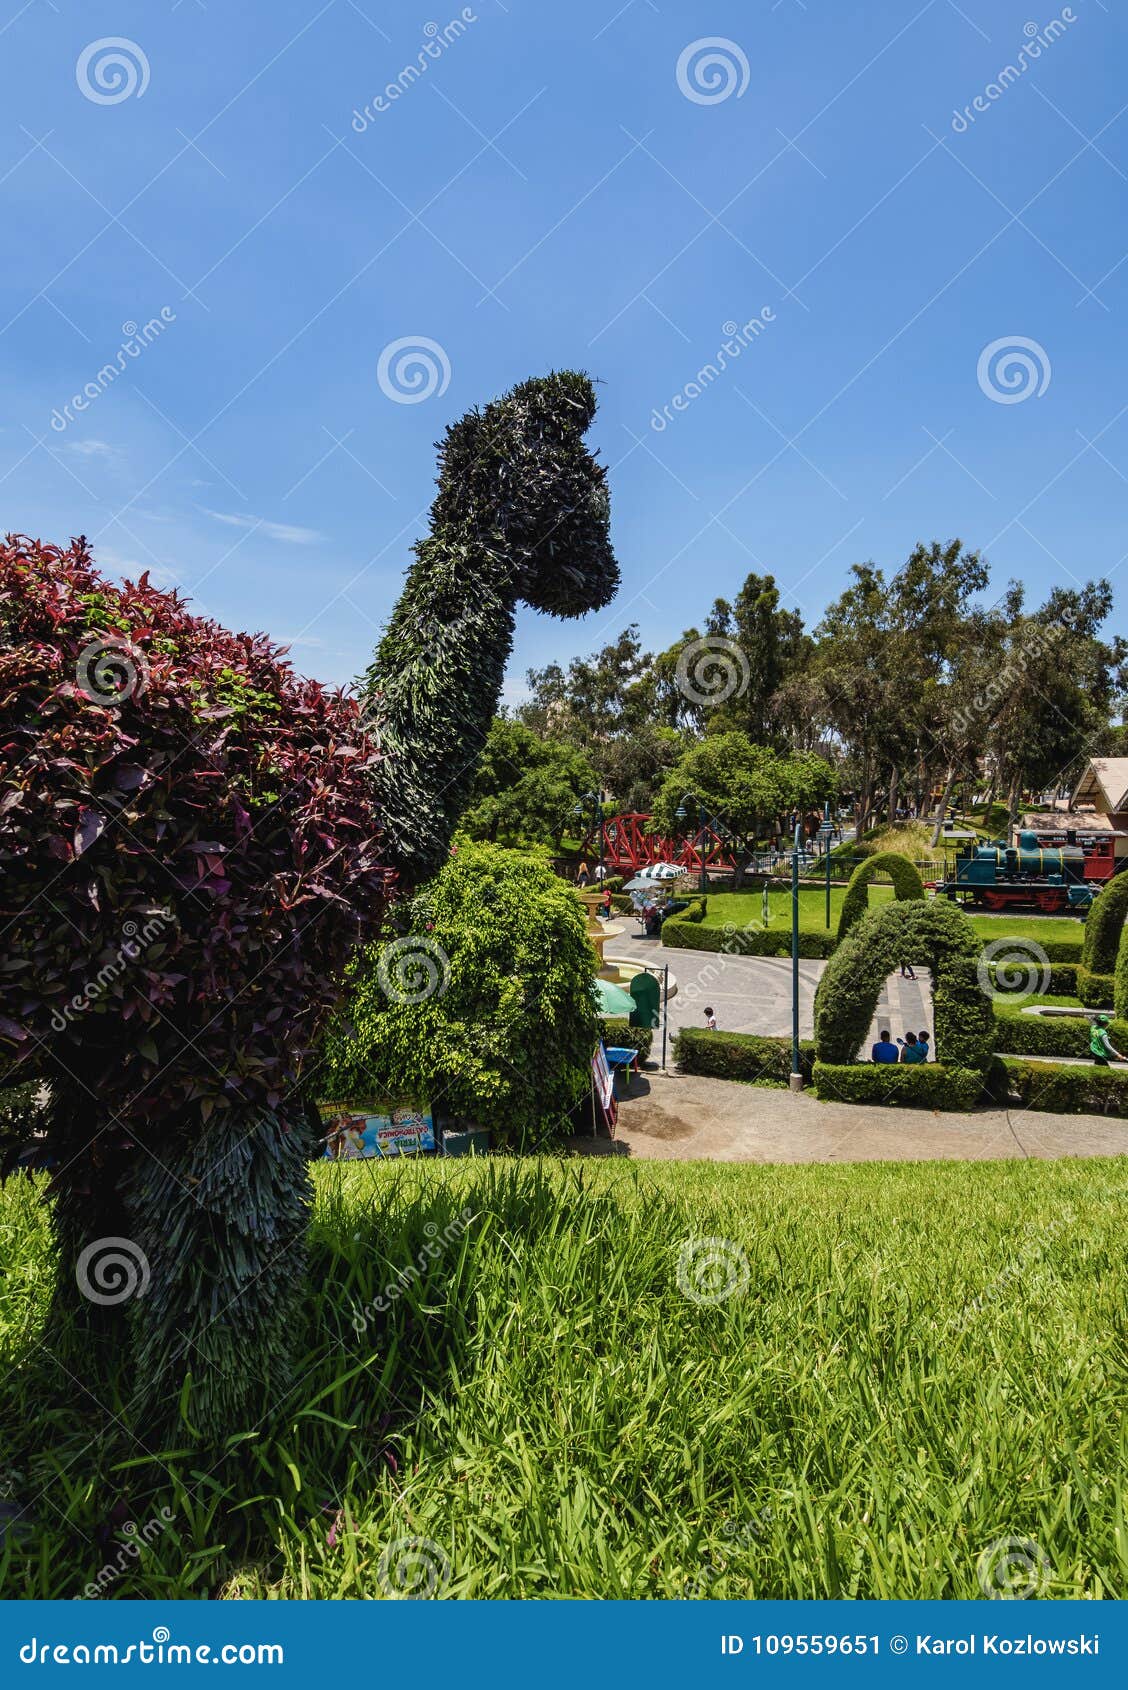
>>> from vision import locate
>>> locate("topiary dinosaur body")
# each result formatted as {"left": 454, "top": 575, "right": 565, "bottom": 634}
{"left": 0, "top": 371, "right": 617, "bottom": 1438}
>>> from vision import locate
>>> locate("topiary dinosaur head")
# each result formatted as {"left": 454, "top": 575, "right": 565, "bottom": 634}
{"left": 428, "top": 369, "right": 618, "bottom": 617}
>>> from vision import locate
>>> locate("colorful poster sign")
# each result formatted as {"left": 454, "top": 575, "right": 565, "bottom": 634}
{"left": 322, "top": 1104, "right": 436, "bottom": 1160}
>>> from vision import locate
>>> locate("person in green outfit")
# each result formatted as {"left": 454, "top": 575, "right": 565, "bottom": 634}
{"left": 1089, "top": 1014, "right": 1126, "bottom": 1067}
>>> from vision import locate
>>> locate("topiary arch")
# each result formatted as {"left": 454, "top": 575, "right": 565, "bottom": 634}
{"left": 815, "top": 898, "right": 994, "bottom": 1075}
{"left": 1072, "top": 870, "right": 1128, "bottom": 1006}
{"left": 836, "top": 851, "right": 925, "bottom": 943}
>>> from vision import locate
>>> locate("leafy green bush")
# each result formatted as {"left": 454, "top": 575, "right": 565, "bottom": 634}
{"left": 0, "top": 1080, "right": 44, "bottom": 1172}
{"left": 989, "top": 1057, "right": 1128, "bottom": 1116}
{"left": 990, "top": 999, "right": 1128, "bottom": 1058}
{"left": 1081, "top": 869, "right": 1128, "bottom": 976}
{"left": 674, "top": 1027, "right": 815, "bottom": 1084}
{"left": 600, "top": 1018, "right": 653, "bottom": 1062}
{"left": 986, "top": 961, "right": 1079, "bottom": 996}
{"left": 837, "top": 852, "right": 925, "bottom": 942}
{"left": 814, "top": 1061, "right": 983, "bottom": 1111}
{"left": 661, "top": 920, "right": 835, "bottom": 959}
{"left": 815, "top": 899, "right": 990, "bottom": 1071}
{"left": 1077, "top": 966, "right": 1115, "bottom": 1007}
{"left": 322, "top": 843, "right": 600, "bottom": 1146}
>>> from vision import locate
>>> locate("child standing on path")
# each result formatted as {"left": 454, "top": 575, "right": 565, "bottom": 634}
{"left": 704, "top": 1006, "right": 717, "bottom": 1030}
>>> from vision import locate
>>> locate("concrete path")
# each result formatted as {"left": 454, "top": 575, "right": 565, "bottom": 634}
{"left": 607, "top": 929, "right": 935, "bottom": 1049}
{"left": 575, "top": 1070, "right": 1128, "bottom": 1164}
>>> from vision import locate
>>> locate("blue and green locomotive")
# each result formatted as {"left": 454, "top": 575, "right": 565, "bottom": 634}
{"left": 936, "top": 829, "right": 1114, "bottom": 913}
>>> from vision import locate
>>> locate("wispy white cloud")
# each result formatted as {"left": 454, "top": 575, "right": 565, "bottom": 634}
{"left": 202, "top": 508, "right": 324, "bottom": 545}
{"left": 67, "top": 439, "right": 120, "bottom": 459}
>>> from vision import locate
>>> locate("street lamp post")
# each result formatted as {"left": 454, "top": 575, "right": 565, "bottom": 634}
{"left": 676, "top": 793, "right": 708, "bottom": 894}
{"left": 575, "top": 790, "right": 604, "bottom": 884}
{"left": 790, "top": 821, "right": 803, "bottom": 1091}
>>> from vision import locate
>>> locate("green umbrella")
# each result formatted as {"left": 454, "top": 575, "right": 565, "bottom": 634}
{"left": 593, "top": 978, "right": 635, "bottom": 1015}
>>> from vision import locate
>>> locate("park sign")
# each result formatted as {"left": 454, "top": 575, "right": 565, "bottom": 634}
{"left": 321, "top": 1103, "right": 436, "bottom": 1159}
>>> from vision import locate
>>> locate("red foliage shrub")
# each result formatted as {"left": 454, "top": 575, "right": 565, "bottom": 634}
{"left": 0, "top": 534, "right": 390, "bottom": 1121}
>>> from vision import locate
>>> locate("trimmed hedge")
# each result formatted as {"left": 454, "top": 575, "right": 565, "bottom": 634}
{"left": 813, "top": 1061, "right": 983, "bottom": 1112}
{"left": 815, "top": 899, "right": 991, "bottom": 1072}
{"left": 601, "top": 1018, "right": 654, "bottom": 1062}
{"left": 673, "top": 1027, "right": 815, "bottom": 1085}
{"left": 1081, "top": 869, "right": 1128, "bottom": 975}
{"left": 1077, "top": 966, "right": 1115, "bottom": 1007}
{"left": 992, "top": 1010, "right": 1128, "bottom": 1059}
{"left": 988, "top": 1057, "right": 1128, "bottom": 1117}
{"left": 661, "top": 919, "right": 836, "bottom": 959}
{"left": 992, "top": 932, "right": 1084, "bottom": 964}
{"left": 988, "top": 961, "right": 1079, "bottom": 997}
{"left": 837, "top": 852, "right": 925, "bottom": 943}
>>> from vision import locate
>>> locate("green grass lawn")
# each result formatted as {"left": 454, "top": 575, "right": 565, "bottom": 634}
{"left": 699, "top": 886, "right": 1085, "bottom": 955}
{"left": 3, "top": 1156, "right": 1126, "bottom": 1599}
{"left": 992, "top": 994, "right": 1087, "bottom": 1021}
{"left": 700, "top": 884, "right": 895, "bottom": 933}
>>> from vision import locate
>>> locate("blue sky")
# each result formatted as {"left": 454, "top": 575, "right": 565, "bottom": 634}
{"left": 4, "top": 0, "right": 1127, "bottom": 697}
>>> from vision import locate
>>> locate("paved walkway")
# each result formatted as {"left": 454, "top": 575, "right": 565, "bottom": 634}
{"left": 607, "top": 928, "right": 935, "bottom": 1049}
{"left": 574, "top": 1070, "right": 1128, "bottom": 1163}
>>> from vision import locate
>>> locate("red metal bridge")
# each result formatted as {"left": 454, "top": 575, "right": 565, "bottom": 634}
{"left": 580, "top": 812, "right": 746, "bottom": 875}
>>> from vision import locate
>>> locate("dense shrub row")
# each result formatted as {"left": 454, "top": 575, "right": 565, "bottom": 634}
{"left": 1077, "top": 967, "right": 1115, "bottom": 1007}
{"left": 673, "top": 1027, "right": 815, "bottom": 1085}
{"left": 813, "top": 1061, "right": 983, "bottom": 1112}
{"left": 992, "top": 1010, "right": 1128, "bottom": 1060}
{"left": 600, "top": 1018, "right": 653, "bottom": 1062}
{"left": 989, "top": 1057, "right": 1128, "bottom": 1116}
{"left": 661, "top": 919, "right": 835, "bottom": 959}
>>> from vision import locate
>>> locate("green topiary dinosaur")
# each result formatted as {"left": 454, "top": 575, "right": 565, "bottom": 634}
{"left": 0, "top": 371, "right": 619, "bottom": 1441}
{"left": 360, "top": 370, "right": 618, "bottom": 888}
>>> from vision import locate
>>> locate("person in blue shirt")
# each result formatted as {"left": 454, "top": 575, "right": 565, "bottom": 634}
{"left": 899, "top": 1032, "right": 926, "bottom": 1064}
{"left": 917, "top": 1029, "right": 931, "bottom": 1063}
{"left": 871, "top": 1029, "right": 899, "bottom": 1063}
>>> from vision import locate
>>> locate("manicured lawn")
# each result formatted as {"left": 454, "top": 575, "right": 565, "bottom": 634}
{"left": 992, "top": 994, "right": 1086, "bottom": 1021}
{"left": 700, "top": 884, "right": 894, "bottom": 933}
{"left": 2, "top": 1157, "right": 1126, "bottom": 1598}
{"left": 967, "top": 913, "right": 1085, "bottom": 953}
{"left": 700, "top": 887, "right": 1085, "bottom": 956}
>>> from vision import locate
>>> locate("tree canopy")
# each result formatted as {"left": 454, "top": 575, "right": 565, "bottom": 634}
{"left": 323, "top": 842, "right": 600, "bottom": 1146}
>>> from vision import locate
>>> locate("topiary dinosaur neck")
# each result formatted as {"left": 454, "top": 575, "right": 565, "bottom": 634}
{"left": 361, "top": 536, "right": 519, "bottom": 888}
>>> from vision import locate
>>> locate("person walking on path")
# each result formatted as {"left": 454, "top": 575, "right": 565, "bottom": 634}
{"left": 576, "top": 860, "right": 591, "bottom": 889}
{"left": 704, "top": 1006, "right": 718, "bottom": 1030}
{"left": 899, "top": 961, "right": 916, "bottom": 980}
{"left": 1089, "top": 1014, "right": 1126, "bottom": 1067}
